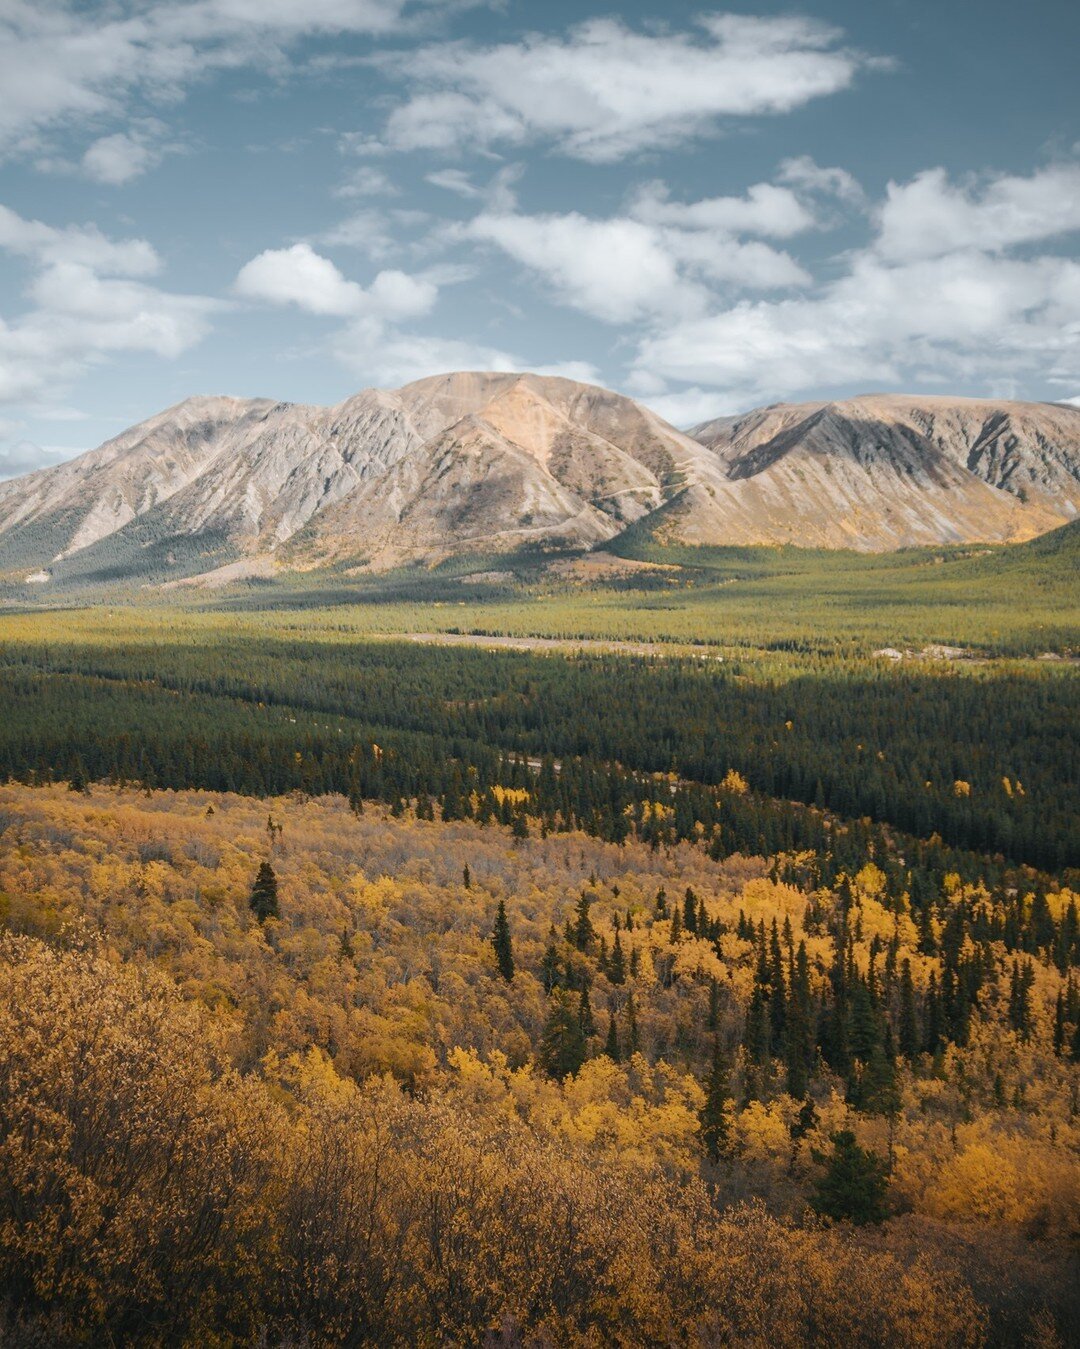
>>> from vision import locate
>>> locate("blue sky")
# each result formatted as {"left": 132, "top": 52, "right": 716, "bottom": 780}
{"left": 1, "top": 0, "right": 1079, "bottom": 476}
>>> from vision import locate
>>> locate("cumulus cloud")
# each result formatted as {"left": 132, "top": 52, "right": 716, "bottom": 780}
{"left": 81, "top": 130, "right": 162, "bottom": 184}
{"left": 777, "top": 155, "right": 865, "bottom": 206}
{"left": 232, "top": 237, "right": 600, "bottom": 391}
{"left": 377, "top": 15, "right": 880, "bottom": 161}
{"left": 460, "top": 168, "right": 822, "bottom": 327}
{"left": 876, "top": 163, "right": 1080, "bottom": 261}
{"left": 464, "top": 211, "right": 704, "bottom": 324}
{"left": 0, "top": 205, "right": 218, "bottom": 404}
{"left": 233, "top": 243, "right": 437, "bottom": 319}
{"left": 232, "top": 241, "right": 498, "bottom": 388}
{"left": 631, "top": 163, "right": 1080, "bottom": 412}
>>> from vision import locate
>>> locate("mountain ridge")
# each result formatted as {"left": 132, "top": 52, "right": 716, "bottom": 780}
{"left": 1, "top": 374, "right": 1078, "bottom": 587}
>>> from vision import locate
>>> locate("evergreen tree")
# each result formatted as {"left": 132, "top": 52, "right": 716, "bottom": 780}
{"left": 603, "top": 1014, "right": 621, "bottom": 1063}
{"left": 898, "top": 958, "right": 919, "bottom": 1058}
{"left": 785, "top": 941, "right": 814, "bottom": 1098}
{"left": 625, "top": 991, "right": 641, "bottom": 1056}
{"left": 1053, "top": 991, "right": 1066, "bottom": 1056}
{"left": 539, "top": 990, "right": 587, "bottom": 1080}
{"left": 492, "top": 899, "right": 515, "bottom": 981}
{"left": 578, "top": 982, "right": 597, "bottom": 1038}
{"left": 1008, "top": 959, "right": 1035, "bottom": 1039}
{"left": 609, "top": 931, "right": 626, "bottom": 986}
{"left": 68, "top": 756, "right": 89, "bottom": 794}
{"left": 540, "top": 925, "right": 562, "bottom": 992}
{"left": 683, "top": 887, "right": 698, "bottom": 935}
{"left": 743, "top": 985, "right": 770, "bottom": 1068}
{"left": 572, "top": 891, "right": 596, "bottom": 952}
{"left": 811, "top": 1130, "right": 890, "bottom": 1225}
{"left": 699, "top": 1037, "right": 731, "bottom": 1163}
{"left": 924, "top": 971, "right": 942, "bottom": 1053}
{"left": 249, "top": 861, "right": 279, "bottom": 923}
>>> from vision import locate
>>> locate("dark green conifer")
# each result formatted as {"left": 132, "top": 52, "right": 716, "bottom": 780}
{"left": 539, "top": 990, "right": 587, "bottom": 1079}
{"left": 572, "top": 891, "right": 596, "bottom": 952}
{"left": 699, "top": 1037, "right": 731, "bottom": 1163}
{"left": 609, "top": 931, "right": 626, "bottom": 985}
{"left": 898, "top": 958, "right": 919, "bottom": 1058}
{"left": 625, "top": 991, "right": 641, "bottom": 1056}
{"left": 249, "top": 861, "right": 279, "bottom": 923}
{"left": 811, "top": 1130, "right": 890, "bottom": 1225}
{"left": 603, "top": 1014, "right": 621, "bottom": 1063}
{"left": 492, "top": 899, "right": 515, "bottom": 981}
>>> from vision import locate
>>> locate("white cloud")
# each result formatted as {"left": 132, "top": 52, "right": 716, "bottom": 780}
{"left": 637, "top": 386, "right": 743, "bottom": 429}
{"left": 632, "top": 165, "right": 1080, "bottom": 409}
{"left": 82, "top": 131, "right": 161, "bottom": 184}
{"left": 0, "top": 439, "right": 79, "bottom": 480}
{"left": 317, "top": 210, "right": 398, "bottom": 259}
{"left": 777, "top": 155, "right": 864, "bottom": 206}
{"left": 876, "top": 163, "right": 1080, "bottom": 262}
{"left": 0, "top": 204, "right": 160, "bottom": 276}
{"left": 628, "top": 180, "right": 817, "bottom": 238}
{"left": 0, "top": 204, "right": 218, "bottom": 404}
{"left": 0, "top": 0, "right": 421, "bottom": 160}
{"left": 235, "top": 243, "right": 368, "bottom": 315}
{"left": 335, "top": 165, "right": 398, "bottom": 199}
{"left": 464, "top": 211, "right": 704, "bottom": 324}
{"left": 233, "top": 242, "right": 437, "bottom": 319}
{"left": 460, "top": 171, "right": 820, "bottom": 327}
{"left": 331, "top": 325, "right": 521, "bottom": 388}
{"left": 426, "top": 168, "right": 484, "bottom": 199}
{"left": 378, "top": 15, "right": 880, "bottom": 161}
{"left": 531, "top": 360, "right": 603, "bottom": 386}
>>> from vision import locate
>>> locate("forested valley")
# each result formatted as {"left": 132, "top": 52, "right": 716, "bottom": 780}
{"left": 0, "top": 570, "right": 1077, "bottom": 1346}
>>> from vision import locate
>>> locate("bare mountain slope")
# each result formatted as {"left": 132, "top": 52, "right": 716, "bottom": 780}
{"left": 0, "top": 373, "right": 726, "bottom": 582}
{"left": 1, "top": 378, "right": 1078, "bottom": 586}
{"left": 689, "top": 395, "right": 1080, "bottom": 549}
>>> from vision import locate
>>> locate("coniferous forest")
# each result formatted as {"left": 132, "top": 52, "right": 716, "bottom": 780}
{"left": 0, "top": 550, "right": 1077, "bottom": 1346}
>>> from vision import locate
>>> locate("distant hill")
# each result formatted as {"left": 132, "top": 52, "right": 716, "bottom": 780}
{"left": 0, "top": 375, "right": 1078, "bottom": 588}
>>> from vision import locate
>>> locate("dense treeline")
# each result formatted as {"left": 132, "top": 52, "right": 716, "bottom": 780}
{"left": 0, "top": 628, "right": 1076, "bottom": 873}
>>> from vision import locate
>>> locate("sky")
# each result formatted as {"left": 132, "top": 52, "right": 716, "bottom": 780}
{"left": 1, "top": 0, "right": 1079, "bottom": 477}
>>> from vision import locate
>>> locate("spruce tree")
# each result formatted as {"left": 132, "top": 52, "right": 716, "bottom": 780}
{"left": 700, "top": 1037, "right": 731, "bottom": 1163}
{"left": 603, "top": 1015, "right": 621, "bottom": 1063}
{"left": 540, "top": 925, "right": 562, "bottom": 992}
{"left": 249, "top": 861, "right": 279, "bottom": 923}
{"left": 785, "top": 941, "right": 814, "bottom": 1098}
{"left": 898, "top": 958, "right": 919, "bottom": 1058}
{"left": 572, "top": 891, "right": 596, "bottom": 952}
{"left": 539, "top": 990, "right": 587, "bottom": 1079}
{"left": 608, "top": 931, "right": 626, "bottom": 985}
{"left": 492, "top": 899, "right": 515, "bottom": 981}
{"left": 811, "top": 1130, "right": 890, "bottom": 1225}
{"left": 743, "top": 985, "right": 770, "bottom": 1067}
{"left": 578, "top": 982, "right": 597, "bottom": 1037}
{"left": 625, "top": 991, "right": 641, "bottom": 1056}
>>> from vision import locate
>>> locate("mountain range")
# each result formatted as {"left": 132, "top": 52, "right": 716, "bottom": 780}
{"left": 1, "top": 372, "right": 1078, "bottom": 587}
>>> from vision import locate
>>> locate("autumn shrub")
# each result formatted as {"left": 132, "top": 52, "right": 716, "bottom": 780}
{"left": 0, "top": 932, "right": 1000, "bottom": 1347}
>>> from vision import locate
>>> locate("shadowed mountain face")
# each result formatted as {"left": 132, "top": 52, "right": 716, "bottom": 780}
{"left": 688, "top": 394, "right": 1080, "bottom": 550}
{"left": 1, "top": 376, "right": 1078, "bottom": 586}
